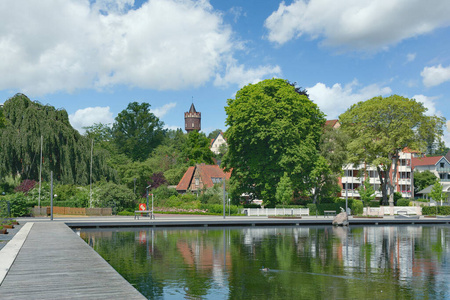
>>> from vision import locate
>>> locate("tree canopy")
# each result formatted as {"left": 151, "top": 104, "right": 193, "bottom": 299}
{"left": 224, "top": 78, "right": 325, "bottom": 205}
{"left": 339, "top": 95, "right": 445, "bottom": 205}
{"left": 0, "top": 94, "right": 116, "bottom": 184}
{"left": 414, "top": 170, "right": 438, "bottom": 194}
{"left": 112, "top": 102, "right": 166, "bottom": 161}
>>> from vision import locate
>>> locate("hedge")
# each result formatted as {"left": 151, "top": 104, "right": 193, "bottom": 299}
{"left": 422, "top": 206, "right": 450, "bottom": 215}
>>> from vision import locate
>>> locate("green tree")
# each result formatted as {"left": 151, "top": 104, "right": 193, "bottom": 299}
{"left": 429, "top": 181, "right": 445, "bottom": 206}
{"left": 112, "top": 102, "right": 166, "bottom": 161}
{"left": 0, "top": 94, "right": 116, "bottom": 184}
{"left": 339, "top": 95, "right": 445, "bottom": 206}
{"left": 181, "top": 131, "right": 215, "bottom": 165}
{"left": 83, "top": 123, "right": 113, "bottom": 145}
{"left": 207, "top": 129, "right": 223, "bottom": 140}
{"left": 414, "top": 170, "right": 438, "bottom": 194}
{"left": 275, "top": 173, "right": 293, "bottom": 205}
{"left": 357, "top": 180, "right": 375, "bottom": 206}
{"left": 224, "top": 79, "right": 325, "bottom": 205}
{"left": 312, "top": 126, "right": 349, "bottom": 202}
{"left": 0, "top": 105, "right": 6, "bottom": 128}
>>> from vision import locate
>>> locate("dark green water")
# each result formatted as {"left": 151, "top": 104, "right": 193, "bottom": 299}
{"left": 80, "top": 225, "right": 450, "bottom": 299}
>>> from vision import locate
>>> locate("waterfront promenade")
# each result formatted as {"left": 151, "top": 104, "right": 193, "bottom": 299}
{"left": 1, "top": 214, "right": 450, "bottom": 299}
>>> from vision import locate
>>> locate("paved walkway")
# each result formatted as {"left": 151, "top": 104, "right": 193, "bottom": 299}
{"left": 0, "top": 222, "right": 145, "bottom": 299}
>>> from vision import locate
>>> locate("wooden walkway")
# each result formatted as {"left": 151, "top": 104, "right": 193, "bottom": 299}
{"left": 0, "top": 222, "right": 145, "bottom": 299}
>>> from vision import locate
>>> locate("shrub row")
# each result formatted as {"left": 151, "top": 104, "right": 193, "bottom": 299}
{"left": 422, "top": 206, "right": 450, "bottom": 215}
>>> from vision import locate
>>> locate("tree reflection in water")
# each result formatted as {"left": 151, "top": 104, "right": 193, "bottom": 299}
{"left": 80, "top": 225, "right": 450, "bottom": 299}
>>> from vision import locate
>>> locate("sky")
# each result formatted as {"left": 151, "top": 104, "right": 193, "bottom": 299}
{"left": 1, "top": 0, "right": 450, "bottom": 146}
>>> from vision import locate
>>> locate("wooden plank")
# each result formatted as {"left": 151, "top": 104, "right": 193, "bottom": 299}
{"left": 0, "top": 222, "right": 145, "bottom": 299}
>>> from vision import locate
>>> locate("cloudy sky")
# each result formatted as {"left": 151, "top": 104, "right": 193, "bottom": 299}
{"left": 1, "top": 0, "right": 450, "bottom": 145}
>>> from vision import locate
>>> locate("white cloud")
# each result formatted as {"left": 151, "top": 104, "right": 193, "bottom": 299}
{"left": 406, "top": 53, "right": 416, "bottom": 63}
{"left": 152, "top": 102, "right": 176, "bottom": 118}
{"left": 307, "top": 80, "right": 392, "bottom": 119}
{"left": 0, "top": 0, "right": 271, "bottom": 95}
{"left": 264, "top": 0, "right": 450, "bottom": 51}
{"left": 421, "top": 64, "right": 450, "bottom": 87}
{"left": 411, "top": 94, "right": 439, "bottom": 116}
{"left": 69, "top": 106, "right": 114, "bottom": 133}
{"left": 214, "top": 60, "right": 281, "bottom": 88}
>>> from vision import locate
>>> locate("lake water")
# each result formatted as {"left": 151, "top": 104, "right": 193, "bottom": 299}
{"left": 80, "top": 225, "right": 450, "bottom": 299}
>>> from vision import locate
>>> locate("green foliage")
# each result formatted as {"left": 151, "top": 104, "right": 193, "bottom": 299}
{"left": 94, "top": 182, "right": 136, "bottom": 214}
{"left": 340, "top": 94, "right": 445, "bottom": 205}
{"left": 0, "top": 105, "right": 6, "bottom": 128}
{"left": 112, "top": 102, "right": 165, "bottom": 161}
{"left": 357, "top": 180, "right": 375, "bottom": 205}
{"left": 414, "top": 170, "right": 438, "bottom": 193}
{"left": 224, "top": 79, "right": 325, "bottom": 205}
{"left": 396, "top": 199, "right": 410, "bottom": 206}
{"left": 275, "top": 173, "right": 293, "bottom": 205}
{"left": 207, "top": 129, "right": 223, "bottom": 140}
{"left": 0, "top": 94, "right": 116, "bottom": 184}
{"left": 182, "top": 131, "right": 214, "bottom": 165}
{"left": 1, "top": 193, "right": 33, "bottom": 217}
{"left": 367, "top": 201, "right": 380, "bottom": 207}
{"left": 422, "top": 206, "right": 450, "bottom": 215}
{"left": 430, "top": 181, "right": 445, "bottom": 205}
{"left": 351, "top": 200, "right": 364, "bottom": 215}
{"left": 307, "top": 203, "right": 317, "bottom": 215}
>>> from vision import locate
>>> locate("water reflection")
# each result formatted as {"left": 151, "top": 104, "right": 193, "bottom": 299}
{"left": 80, "top": 225, "right": 450, "bottom": 299}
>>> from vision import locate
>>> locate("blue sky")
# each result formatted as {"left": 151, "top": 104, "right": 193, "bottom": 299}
{"left": 1, "top": 0, "right": 450, "bottom": 145}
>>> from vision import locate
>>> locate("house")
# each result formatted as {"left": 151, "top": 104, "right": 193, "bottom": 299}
{"left": 412, "top": 155, "right": 450, "bottom": 182}
{"left": 210, "top": 131, "right": 227, "bottom": 155}
{"left": 325, "top": 119, "right": 340, "bottom": 129}
{"left": 176, "top": 163, "right": 231, "bottom": 193}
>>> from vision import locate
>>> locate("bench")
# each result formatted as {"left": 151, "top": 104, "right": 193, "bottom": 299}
{"left": 397, "top": 210, "right": 407, "bottom": 215}
{"left": 324, "top": 210, "right": 336, "bottom": 218}
{"left": 134, "top": 210, "right": 155, "bottom": 220}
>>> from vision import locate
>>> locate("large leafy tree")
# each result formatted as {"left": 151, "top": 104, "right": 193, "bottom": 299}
{"left": 339, "top": 95, "right": 445, "bottom": 206}
{"left": 223, "top": 79, "right": 325, "bottom": 205}
{"left": 112, "top": 102, "right": 165, "bottom": 161}
{"left": 413, "top": 170, "right": 438, "bottom": 194}
{"left": 0, "top": 94, "right": 115, "bottom": 184}
{"left": 181, "top": 130, "right": 215, "bottom": 165}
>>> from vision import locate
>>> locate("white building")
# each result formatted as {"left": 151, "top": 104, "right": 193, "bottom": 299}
{"left": 210, "top": 132, "right": 227, "bottom": 155}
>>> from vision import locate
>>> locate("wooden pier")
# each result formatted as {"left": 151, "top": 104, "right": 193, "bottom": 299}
{"left": 0, "top": 222, "right": 145, "bottom": 299}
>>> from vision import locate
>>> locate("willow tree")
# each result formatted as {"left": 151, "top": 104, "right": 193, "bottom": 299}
{"left": 0, "top": 94, "right": 116, "bottom": 184}
{"left": 339, "top": 95, "right": 445, "bottom": 206}
{"left": 224, "top": 79, "right": 325, "bottom": 205}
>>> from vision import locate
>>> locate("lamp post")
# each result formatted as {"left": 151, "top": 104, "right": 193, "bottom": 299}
{"left": 146, "top": 185, "right": 151, "bottom": 212}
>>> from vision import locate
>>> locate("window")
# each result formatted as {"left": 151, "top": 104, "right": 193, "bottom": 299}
{"left": 192, "top": 123, "right": 195, "bottom": 128}
{"left": 440, "top": 162, "right": 445, "bottom": 168}
{"left": 195, "top": 178, "right": 199, "bottom": 186}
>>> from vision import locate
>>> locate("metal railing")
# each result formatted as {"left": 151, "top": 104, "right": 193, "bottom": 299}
{"left": 241, "top": 207, "right": 309, "bottom": 216}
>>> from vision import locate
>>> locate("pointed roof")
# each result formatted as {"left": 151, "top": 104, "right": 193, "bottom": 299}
{"left": 188, "top": 103, "right": 197, "bottom": 113}
{"left": 412, "top": 156, "right": 444, "bottom": 167}
{"left": 176, "top": 166, "right": 195, "bottom": 191}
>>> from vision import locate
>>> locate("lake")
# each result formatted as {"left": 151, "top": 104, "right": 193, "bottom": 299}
{"left": 80, "top": 225, "right": 450, "bottom": 299}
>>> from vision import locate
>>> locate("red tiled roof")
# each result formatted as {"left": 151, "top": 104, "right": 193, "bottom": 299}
{"left": 197, "top": 164, "right": 231, "bottom": 188}
{"left": 176, "top": 164, "right": 231, "bottom": 191}
{"left": 325, "top": 119, "right": 340, "bottom": 128}
{"left": 176, "top": 166, "right": 195, "bottom": 191}
{"left": 412, "top": 156, "right": 443, "bottom": 167}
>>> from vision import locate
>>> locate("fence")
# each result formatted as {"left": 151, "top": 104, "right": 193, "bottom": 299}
{"left": 363, "top": 206, "right": 421, "bottom": 216}
{"left": 241, "top": 207, "right": 309, "bottom": 216}
{"left": 32, "top": 206, "right": 112, "bottom": 216}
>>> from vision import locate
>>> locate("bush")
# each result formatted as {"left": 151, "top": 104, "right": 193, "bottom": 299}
{"left": 396, "top": 199, "right": 410, "bottom": 206}
{"left": 422, "top": 206, "right": 450, "bottom": 215}
{"left": 244, "top": 204, "right": 261, "bottom": 208}
{"left": 94, "top": 182, "right": 136, "bottom": 214}
{"left": 351, "top": 200, "right": 363, "bottom": 215}
{"left": 1, "top": 193, "right": 34, "bottom": 217}
{"left": 14, "top": 180, "right": 37, "bottom": 194}
{"left": 307, "top": 203, "right": 317, "bottom": 216}
{"left": 368, "top": 201, "right": 380, "bottom": 207}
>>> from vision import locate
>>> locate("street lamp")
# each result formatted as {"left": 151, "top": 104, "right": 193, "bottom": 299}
{"left": 146, "top": 185, "right": 151, "bottom": 213}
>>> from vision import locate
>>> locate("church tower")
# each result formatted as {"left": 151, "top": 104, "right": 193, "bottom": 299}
{"left": 185, "top": 103, "right": 201, "bottom": 132}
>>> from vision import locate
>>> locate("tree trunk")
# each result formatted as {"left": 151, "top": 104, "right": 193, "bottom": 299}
{"left": 388, "top": 152, "right": 400, "bottom": 207}
{"left": 377, "top": 166, "right": 388, "bottom": 205}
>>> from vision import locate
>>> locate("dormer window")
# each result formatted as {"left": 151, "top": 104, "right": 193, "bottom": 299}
{"left": 440, "top": 162, "right": 445, "bottom": 168}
